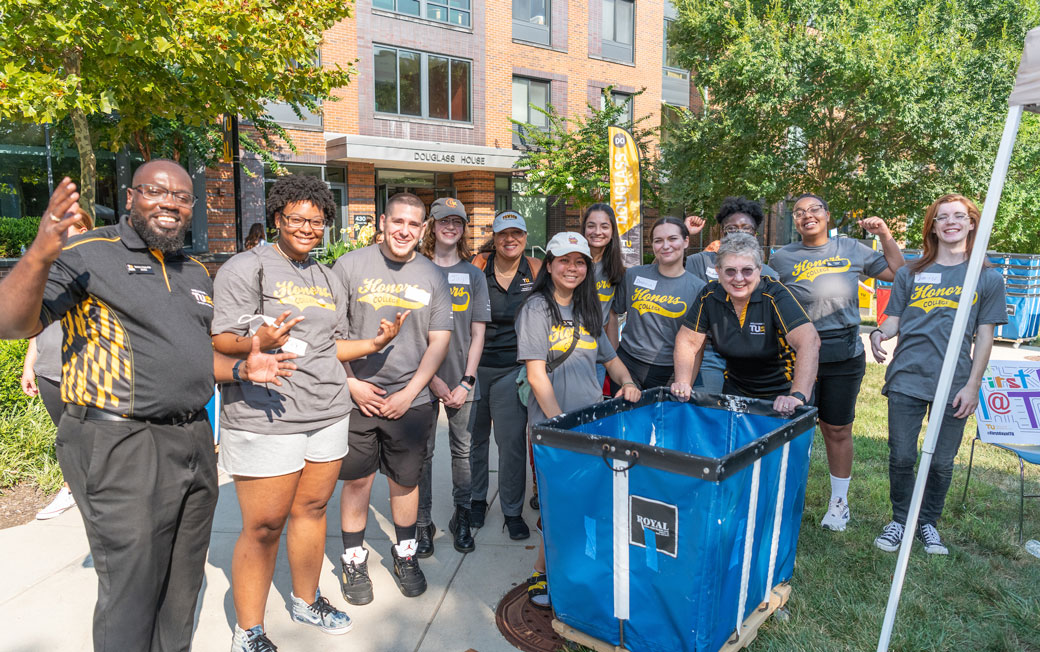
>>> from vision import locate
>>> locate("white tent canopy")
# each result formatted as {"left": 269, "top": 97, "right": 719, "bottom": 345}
{"left": 1009, "top": 26, "right": 1040, "bottom": 111}
{"left": 877, "top": 24, "right": 1040, "bottom": 651}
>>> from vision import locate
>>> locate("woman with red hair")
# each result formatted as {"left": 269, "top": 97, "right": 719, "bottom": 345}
{"left": 870, "top": 193, "right": 1007, "bottom": 556}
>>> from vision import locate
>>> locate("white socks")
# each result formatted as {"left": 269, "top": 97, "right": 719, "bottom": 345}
{"left": 395, "top": 539, "right": 418, "bottom": 557}
{"left": 830, "top": 474, "right": 850, "bottom": 502}
{"left": 343, "top": 546, "right": 367, "bottom": 563}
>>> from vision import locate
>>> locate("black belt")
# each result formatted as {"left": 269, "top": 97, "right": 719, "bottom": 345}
{"left": 64, "top": 404, "right": 204, "bottom": 427}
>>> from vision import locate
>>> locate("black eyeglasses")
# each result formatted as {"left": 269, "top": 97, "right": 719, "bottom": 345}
{"left": 133, "top": 184, "right": 196, "bottom": 208}
{"left": 282, "top": 214, "right": 327, "bottom": 230}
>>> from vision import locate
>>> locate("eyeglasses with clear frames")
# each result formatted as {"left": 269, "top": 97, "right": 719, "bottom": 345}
{"left": 282, "top": 214, "right": 327, "bottom": 230}
{"left": 792, "top": 204, "right": 826, "bottom": 219}
{"left": 133, "top": 184, "right": 196, "bottom": 207}
{"left": 935, "top": 212, "right": 969, "bottom": 223}
{"left": 721, "top": 266, "right": 759, "bottom": 279}
{"left": 722, "top": 225, "right": 756, "bottom": 235}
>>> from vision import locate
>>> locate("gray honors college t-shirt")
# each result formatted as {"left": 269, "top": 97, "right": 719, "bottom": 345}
{"left": 436, "top": 260, "right": 491, "bottom": 402}
{"left": 769, "top": 238, "right": 889, "bottom": 348}
{"left": 593, "top": 260, "right": 619, "bottom": 325}
{"left": 212, "top": 245, "right": 352, "bottom": 434}
{"left": 615, "top": 263, "right": 705, "bottom": 365}
{"left": 333, "top": 245, "right": 453, "bottom": 407}
{"left": 883, "top": 262, "right": 1007, "bottom": 403}
{"left": 516, "top": 295, "right": 616, "bottom": 427}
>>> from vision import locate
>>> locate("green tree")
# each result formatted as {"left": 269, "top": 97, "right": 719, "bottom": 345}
{"left": 663, "top": 0, "right": 1040, "bottom": 250}
{"left": 0, "top": 0, "right": 355, "bottom": 220}
{"left": 512, "top": 87, "right": 663, "bottom": 211}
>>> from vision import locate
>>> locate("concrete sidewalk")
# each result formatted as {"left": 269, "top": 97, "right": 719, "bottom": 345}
{"left": 0, "top": 411, "right": 538, "bottom": 652}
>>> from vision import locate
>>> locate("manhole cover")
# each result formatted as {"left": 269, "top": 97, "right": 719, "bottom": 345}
{"left": 495, "top": 582, "right": 566, "bottom": 652}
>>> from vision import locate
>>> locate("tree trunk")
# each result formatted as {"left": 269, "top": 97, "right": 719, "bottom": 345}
{"left": 62, "top": 48, "right": 96, "bottom": 223}
{"left": 70, "top": 107, "right": 97, "bottom": 223}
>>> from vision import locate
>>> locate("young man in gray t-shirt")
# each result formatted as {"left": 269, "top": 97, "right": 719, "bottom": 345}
{"left": 332, "top": 193, "right": 452, "bottom": 604}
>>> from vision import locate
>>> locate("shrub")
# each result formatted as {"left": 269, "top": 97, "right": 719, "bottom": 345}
{"left": 0, "top": 217, "right": 40, "bottom": 258}
{"left": 0, "top": 400, "right": 61, "bottom": 492}
{"left": 0, "top": 340, "right": 30, "bottom": 411}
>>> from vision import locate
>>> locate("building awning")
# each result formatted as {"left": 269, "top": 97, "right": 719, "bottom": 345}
{"left": 326, "top": 134, "right": 522, "bottom": 172}
{"left": 1009, "top": 25, "right": 1040, "bottom": 112}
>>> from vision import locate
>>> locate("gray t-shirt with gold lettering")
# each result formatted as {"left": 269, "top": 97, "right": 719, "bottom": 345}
{"left": 333, "top": 245, "right": 453, "bottom": 407}
{"left": 516, "top": 295, "right": 616, "bottom": 427}
{"left": 435, "top": 259, "right": 491, "bottom": 402}
{"left": 615, "top": 263, "right": 705, "bottom": 365}
{"left": 883, "top": 262, "right": 1007, "bottom": 402}
{"left": 212, "top": 245, "right": 351, "bottom": 434}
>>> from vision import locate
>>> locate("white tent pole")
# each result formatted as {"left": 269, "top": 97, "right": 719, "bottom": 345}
{"left": 877, "top": 103, "right": 1024, "bottom": 652}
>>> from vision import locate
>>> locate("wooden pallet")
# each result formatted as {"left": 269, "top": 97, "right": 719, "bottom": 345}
{"left": 551, "top": 583, "right": 792, "bottom": 652}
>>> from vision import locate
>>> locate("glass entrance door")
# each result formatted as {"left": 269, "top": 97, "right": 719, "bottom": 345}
{"left": 375, "top": 170, "right": 456, "bottom": 218}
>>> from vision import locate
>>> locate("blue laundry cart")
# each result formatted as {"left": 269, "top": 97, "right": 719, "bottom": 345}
{"left": 531, "top": 388, "right": 817, "bottom": 652}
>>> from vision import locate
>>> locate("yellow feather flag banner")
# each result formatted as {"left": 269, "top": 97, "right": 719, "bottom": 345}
{"left": 608, "top": 126, "right": 642, "bottom": 267}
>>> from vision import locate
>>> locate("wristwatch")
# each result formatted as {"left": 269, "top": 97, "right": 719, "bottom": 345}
{"left": 789, "top": 391, "right": 807, "bottom": 404}
{"left": 460, "top": 375, "right": 476, "bottom": 387}
{"left": 232, "top": 359, "right": 245, "bottom": 382}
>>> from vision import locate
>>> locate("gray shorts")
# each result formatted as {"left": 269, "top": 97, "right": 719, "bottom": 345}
{"left": 218, "top": 415, "right": 350, "bottom": 478}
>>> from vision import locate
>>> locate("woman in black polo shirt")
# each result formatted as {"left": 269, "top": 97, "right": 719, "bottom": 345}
{"left": 469, "top": 211, "right": 541, "bottom": 538}
{"left": 671, "top": 233, "right": 819, "bottom": 416}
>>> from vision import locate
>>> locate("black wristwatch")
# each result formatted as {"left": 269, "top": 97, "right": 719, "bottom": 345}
{"left": 460, "top": 375, "right": 476, "bottom": 387}
{"left": 789, "top": 391, "right": 807, "bottom": 404}
{"left": 232, "top": 359, "right": 245, "bottom": 382}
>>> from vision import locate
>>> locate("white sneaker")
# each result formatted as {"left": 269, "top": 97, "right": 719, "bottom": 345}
{"left": 916, "top": 523, "right": 949, "bottom": 555}
{"left": 36, "top": 486, "right": 76, "bottom": 520}
{"left": 820, "top": 497, "right": 850, "bottom": 531}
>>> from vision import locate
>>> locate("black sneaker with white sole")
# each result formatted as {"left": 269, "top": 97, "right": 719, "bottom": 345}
{"left": 874, "top": 521, "right": 905, "bottom": 552}
{"left": 916, "top": 523, "right": 949, "bottom": 555}
{"left": 391, "top": 544, "right": 428, "bottom": 597}
{"left": 340, "top": 550, "right": 374, "bottom": 606}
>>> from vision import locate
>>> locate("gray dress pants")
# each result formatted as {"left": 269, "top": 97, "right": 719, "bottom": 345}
{"left": 470, "top": 364, "right": 528, "bottom": 517}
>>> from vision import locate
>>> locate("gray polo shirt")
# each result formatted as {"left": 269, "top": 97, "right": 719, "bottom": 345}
{"left": 883, "top": 262, "right": 1007, "bottom": 402}
{"left": 435, "top": 259, "right": 491, "bottom": 402}
{"left": 516, "top": 295, "right": 616, "bottom": 427}
{"left": 769, "top": 238, "right": 889, "bottom": 334}
{"left": 333, "top": 245, "right": 453, "bottom": 407}
{"left": 615, "top": 263, "right": 705, "bottom": 365}
{"left": 212, "top": 245, "right": 352, "bottom": 434}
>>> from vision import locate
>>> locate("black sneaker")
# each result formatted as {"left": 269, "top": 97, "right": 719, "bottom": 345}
{"left": 504, "top": 514, "right": 530, "bottom": 540}
{"left": 415, "top": 523, "right": 435, "bottom": 559}
{"left": 470, "top": 499, "right": 488, "bottom": 529}
{"left": 339, "top": 549, "right": 374, "bottom": 605}
{"left": 449, "top": 506, "right": 475, "bottom": 553}
{"left": 391, "top": 544, "right": 428, "bottom": 597}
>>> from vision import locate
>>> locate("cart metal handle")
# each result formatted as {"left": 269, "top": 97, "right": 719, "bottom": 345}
{"left": 601, "top": 444, "right": 640, "bottom": 473}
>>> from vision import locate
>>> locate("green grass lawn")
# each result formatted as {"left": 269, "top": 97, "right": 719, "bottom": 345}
{"left": 565, "top": 364, "right": 1040, "bottom": 651}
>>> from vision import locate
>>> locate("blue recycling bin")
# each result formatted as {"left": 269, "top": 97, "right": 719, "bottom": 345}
{"left": 531, "top": 388, "right": 817, "bottom": 652}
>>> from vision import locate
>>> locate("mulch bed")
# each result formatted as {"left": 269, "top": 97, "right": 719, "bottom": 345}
{"left": 0, "top": 482, "right": 50, "bottom": 530}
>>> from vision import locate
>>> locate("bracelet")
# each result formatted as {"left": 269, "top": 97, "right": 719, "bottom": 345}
{"left": 622, "top": 381, "right": 638, "bottom": 389}
{"left": 459, "top": 382, "right": 473, "bottom": 392}
{"left": 870, "top": 328, "right": 884, "bottom": 339}
{"left": 232, "top": 359, "right": 244, "bottom": 382}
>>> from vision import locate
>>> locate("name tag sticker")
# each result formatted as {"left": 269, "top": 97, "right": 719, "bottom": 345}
{"left": 127, "top": 263, "right": 154, "bottom": 275}
{"left": 705, "top": 267, "right": 718, "bottom": 279}
{"left": 520, "top": 281, "right": 534, "bottom": 293}
{"left": 634, "top": 276, "right": 658, "bottom": 290}
{"left": 915, "top": 272, "right": 942, "bottom": 284}
{"left": 448, "top": 273, "right": 470, "bottom": 285}
{"left": 404, "top": 286, "right": 432, "bottom": 306}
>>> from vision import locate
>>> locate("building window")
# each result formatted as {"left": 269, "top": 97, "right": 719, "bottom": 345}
{"left": 601, "top": 90, "right": 633, "bottom": 125}
{"left": 663, "top": 19, "right": 687, "bottom": 80}
{"left": 513, "top": 0, "right": 550, "bottom": 45}
{"left": 495, "top": 175, "right": 512, "bottom": 213}
{"left": 662, "top": 18, "right": 691, "bottom": 108}
{"left": 374, "top": 46, "right": 471, "bottom": 122}
{"left": 512, "top": 77, "right": 551, "bottom": 146}
{"left": 375, "top": 0, "right": 470, "bottom": 26}
{"left": 602, "top": 0, "right": 634, "bottom": 62}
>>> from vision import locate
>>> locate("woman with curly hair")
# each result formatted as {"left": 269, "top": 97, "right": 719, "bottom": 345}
{"left": 211, "top": 174, "right": 407, "bottom": 651}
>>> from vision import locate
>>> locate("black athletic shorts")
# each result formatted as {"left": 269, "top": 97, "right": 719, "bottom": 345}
{"left": 814, "top": 351, "right": 866, "bottom": 426}
{"left": 338, "top": 402, "right": 435, "bottom": 487}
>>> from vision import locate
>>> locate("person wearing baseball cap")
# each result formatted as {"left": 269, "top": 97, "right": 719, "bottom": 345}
{"left": 515, "top": 231, "right": 640, "bottom": 607}
{"left": 414, "top": 197, "right": 491, "bottom": 556}
{"left": 468, "top": 211, "right": 541, "bottom": 539}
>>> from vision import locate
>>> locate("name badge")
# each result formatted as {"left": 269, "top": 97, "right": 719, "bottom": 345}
{"left": 127, "top": 263, "right": 154, "bottom": 275}
{"left": 705, "top": 267, "right": 718, "bottom": 279}
{"left": 404, "top": 285, "right": 432, "bottom": 306}
{"left": 634, "top": 276, "right": 658, "bottom": 290}
{"left": 915, "top": 272, "right": 942, "bottom": 284}
{"left": 448, "top": 273, "right": 470, "bottom": 285}
{"left": 520, "top": 278, "right": 534, "bottom": 292}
